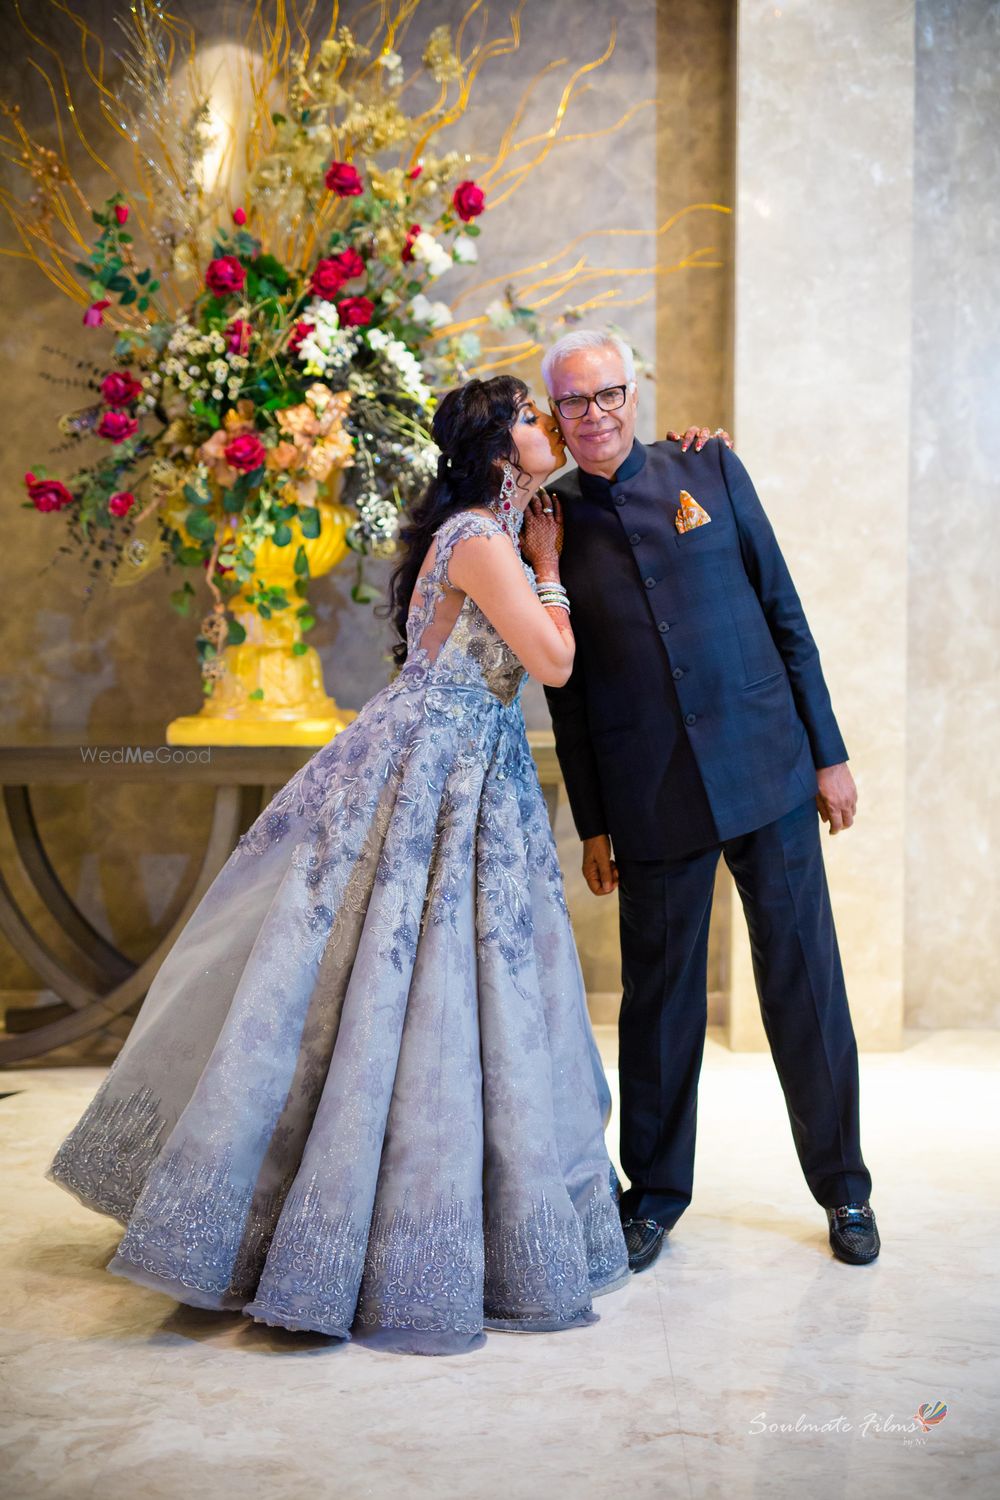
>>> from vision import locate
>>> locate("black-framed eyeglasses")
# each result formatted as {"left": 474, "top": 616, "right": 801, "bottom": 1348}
{"left": 552, "top": 384, "right": 630, "bottom": 421}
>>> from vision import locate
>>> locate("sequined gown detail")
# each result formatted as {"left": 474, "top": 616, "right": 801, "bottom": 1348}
{"left": 47, "top": 511, "right": 629, "bottom": 1355}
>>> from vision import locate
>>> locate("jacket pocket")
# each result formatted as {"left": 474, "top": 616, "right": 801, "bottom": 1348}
{"left": 743, "top": 669, "right": 785, "bottom": 692}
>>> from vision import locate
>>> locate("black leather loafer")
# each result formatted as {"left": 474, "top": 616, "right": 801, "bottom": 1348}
{"left": 826, "top": 1201, "right": 880, "bottom": 1265}
{"left": 622, "top": 1217, "right": 666, "bottom": 1273}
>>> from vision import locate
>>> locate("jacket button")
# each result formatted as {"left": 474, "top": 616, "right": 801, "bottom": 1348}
{"left": 672, "top": 667, "right": 684, "bottom": 680}
{"left": 629, "top": 533, "right": 641, "bottom": 546}
{"left": 644, "top": 577, "right": 656, "bottom": 589}
{"left": 684, "top": 712, "right": 697, "bottom": 726}
{"left": 658, "top": 621, "right": 670, "bottom": 633}
{"left": 614, "top": 495, "right": 626, "bottom": 507}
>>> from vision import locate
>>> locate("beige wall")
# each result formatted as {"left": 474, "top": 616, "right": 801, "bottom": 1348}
{"left": 730, "top": 0, "right": 916, "bottom": 1049}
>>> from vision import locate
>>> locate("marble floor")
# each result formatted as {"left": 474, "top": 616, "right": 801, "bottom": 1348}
{"left": 2, "top": 1027, "right": 998, "bottom": 1500}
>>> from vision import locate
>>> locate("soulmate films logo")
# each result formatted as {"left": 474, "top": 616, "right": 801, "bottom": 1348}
{"left": 749, "top": 1400, "right": 949, "bottom": 1444}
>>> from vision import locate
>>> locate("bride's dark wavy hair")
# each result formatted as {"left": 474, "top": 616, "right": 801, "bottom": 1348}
{"left": 382, "top": 374, "right": 530, "bottom": 666}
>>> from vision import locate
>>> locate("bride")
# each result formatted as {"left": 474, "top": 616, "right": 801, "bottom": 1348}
{"left": 47, "top": 373, "right": 634, "bottom": 1355}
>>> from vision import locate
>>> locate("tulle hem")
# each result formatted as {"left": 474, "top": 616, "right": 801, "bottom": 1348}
{"left": 45, "top": 1166, "right": 129, "bottom": 1229}
{"left": 106, "top": 1254, "right": 246, "bottom": 1313}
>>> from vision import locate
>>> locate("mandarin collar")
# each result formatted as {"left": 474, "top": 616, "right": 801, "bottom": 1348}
{"left": 577, "top": 439, "right": 647, "bottom": 499}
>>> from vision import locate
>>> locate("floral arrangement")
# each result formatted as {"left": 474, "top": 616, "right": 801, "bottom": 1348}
{"left": 3, "top": 2, "right": 727, "bottom": 682}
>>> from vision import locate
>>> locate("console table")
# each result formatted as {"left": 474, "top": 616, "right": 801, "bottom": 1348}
{"left": 0, "top": 732, "right": 562, "bottom": 1066}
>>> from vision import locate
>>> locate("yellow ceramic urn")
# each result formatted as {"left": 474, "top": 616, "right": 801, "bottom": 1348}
{"left": 166, "top": 494, "right": 358, "bottom": 747}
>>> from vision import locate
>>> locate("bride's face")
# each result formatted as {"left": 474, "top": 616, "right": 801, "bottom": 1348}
{"left": 511, "top": 398, "right": 566, "bottom": 486}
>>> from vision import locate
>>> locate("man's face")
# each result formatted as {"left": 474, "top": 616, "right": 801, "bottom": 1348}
{"left": 547, "top": 347, "right": 638, "bottom": 475}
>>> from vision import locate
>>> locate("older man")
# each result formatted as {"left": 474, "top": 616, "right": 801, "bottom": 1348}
{"left": 542, "top": 330, "right": 878, "bottom": 1274}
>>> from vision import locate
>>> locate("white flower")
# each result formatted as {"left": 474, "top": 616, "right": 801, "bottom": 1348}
{"left": 409, "top": 294, "right": 452, "bottom": 329}
{"left": 485, "top": 298, "right": 516, "bottom": 330}
{"left": 452, "top": 234, "right": 478, "bottom": 264}
{"left": 410, "top": 230, "right": 452, "bottom": 280}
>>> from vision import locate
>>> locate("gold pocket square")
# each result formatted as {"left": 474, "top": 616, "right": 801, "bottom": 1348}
{"left": 675, "top": 489, "right": 712, "bottom": 533}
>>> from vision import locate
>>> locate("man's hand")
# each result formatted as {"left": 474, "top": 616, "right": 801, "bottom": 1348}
{"left": 582, "top": 835, "right": 619, "bottom": 895}
{"left": 816, "top": 763, "right": 858, "bottom": 835}
{"left": 665, "top": 425, "right": 734, "bottom": 452}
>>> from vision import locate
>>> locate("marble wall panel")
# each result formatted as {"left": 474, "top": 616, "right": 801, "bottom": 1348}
{"left": 730, "top": 0, "right": 916, "bottom": 1049}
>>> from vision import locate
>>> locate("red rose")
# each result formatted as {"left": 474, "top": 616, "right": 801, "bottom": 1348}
{"left": 232, "top": 206, "right": 247, "bottom": 226}
{"left": 223, "top": 432, "right": 266, "bottom": 473}
{"left": 401, "top": 223, "right": 422, "bottom": 263}
{"left": 83, "top": 299, "right": 111, "bottom": 328}
{"left": 114, "top": 204, "right": 129, "bottom": 225}
{"left": 452, "top": 179, "right": 485, "bottom": 222}
{"left": 287, "top": 320, "right": 315, "bottom": 356}
{"left": 97, "top": 409, "right": 138, "bottom": 444}
{"left": 310, "top": 257, "right": 350, "bottom": 300}
{"left": 226, "top": 318, "right": 252, "bottom": 355}
{"left": 108, "top": 490, "right": 135, "bottom": 517}
{"left": 100, "top": 370, "right": 143, "bottom": 405}
{"left": 336, "top": 296, "right": 375, "bottom": 328}
{"left": 407, "top": 165, "right": 423, "bottom": 181}
{"left": 331, "top": 248, "right": 365, "bottom": 282}
{"left": 324, "top": 161, "right": 363, "bottom": 197}
{"left": 24, "top": 471, "right": 75, "bottom": 513}
{"left": 205, "top": 255, "right": 246, "bottom": 297}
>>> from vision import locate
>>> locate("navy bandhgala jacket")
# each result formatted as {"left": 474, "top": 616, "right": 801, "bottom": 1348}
{"left": 543, "top": 438, "right": 848, "bottom": 861}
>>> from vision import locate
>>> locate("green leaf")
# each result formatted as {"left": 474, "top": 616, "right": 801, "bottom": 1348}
{"left": 177, "top": 545, "right": 208, "bottom": 566}
{"left": 351, "top": 580, "right": 379, "bottom": 604}
{"left": 74, "top": 261, "right": 94, "bottom": 277}
{"left": 120, "top": 286, "right": 137, "bottom": 306}
{"left": 463, "top": 224, "right": 481, "bottom": 238}
{"left": 170, "top": 587, "right": 193, "bottom": 616}
{"left": 293, "top": 544, "right": 309, "bottom": 576}
{"left": 226, "top": 619, "right": 246, "bottom": 646}
{"left": 136, "top": 267, "right": 151, "bottom": 285}
{"left": 137, "top": 296, "right": 150, "bottom": 312}
{"left": 148, "top": 280, "right": 160, "bottom": 293}
{"left": 298, "top": 506, "right": 321, "bottom": 539}
{"left": 183, "top": 483, "right": 211, "bottom": 507}
{"left": 222, "top": 487, "right": 245, "bottom": 513}
{"left": 186, "top": 509, "right": 216, "bottom": 540}
{"left": 272, "top": 522, "right": 292, "bottom": 547}
{"left": 257, "top": 603, "right": 272, "bottom": 620}
{"left": 291, "top": 641, "right": 308, "bottom": 656}
{"left": 239, "top": 545, "right": 256, "bottom": 569}
{"left": 296, "top": 610, "right": 316, "bottom": 632}
{"left": 107, "top": 273, "right": 130, "bottom": 292}
{"left": 191, "top": 400, "right": 221, "bottom": 431}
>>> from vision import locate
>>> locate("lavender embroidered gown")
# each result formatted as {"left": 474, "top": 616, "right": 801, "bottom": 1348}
{"left": 47, "top": 510, "right": 630, "bottom": 1355}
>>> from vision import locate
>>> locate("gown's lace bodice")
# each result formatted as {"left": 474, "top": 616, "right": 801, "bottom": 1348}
{"left": 402, "top": 511, "right": 535, "bottom": 707}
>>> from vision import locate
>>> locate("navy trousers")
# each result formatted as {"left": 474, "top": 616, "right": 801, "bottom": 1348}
{"left": 615, "top": 797, "right": 873, "bottom": 1229}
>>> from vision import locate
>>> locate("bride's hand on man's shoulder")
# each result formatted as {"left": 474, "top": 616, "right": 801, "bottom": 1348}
{"left": 521, "top": 489, "right": 564, "bottom": 576}
{"left": 665, "top": 424, "right": 734, "bottom": 452}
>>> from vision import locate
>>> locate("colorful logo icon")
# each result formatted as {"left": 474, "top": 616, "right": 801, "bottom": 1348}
{"left": 914, "top": 1401, "right": 948, "bottom": 1432}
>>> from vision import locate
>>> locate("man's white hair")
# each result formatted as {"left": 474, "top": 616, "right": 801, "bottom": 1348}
{"left": 540, "top": 329, "right": 636, "bottom": 392}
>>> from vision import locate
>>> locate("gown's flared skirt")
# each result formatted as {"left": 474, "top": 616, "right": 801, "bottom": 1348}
{"left": 47, "top": 671, "right": 630, "bottom": 1354}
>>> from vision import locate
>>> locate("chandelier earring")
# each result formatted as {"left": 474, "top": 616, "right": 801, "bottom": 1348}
{"left": 490, "top": 460, "right": 524, "bottom": 546}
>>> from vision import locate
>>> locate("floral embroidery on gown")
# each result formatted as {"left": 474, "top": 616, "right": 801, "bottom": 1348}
{"left": 47, "top": 510, "right": 630, "bottom": 1355}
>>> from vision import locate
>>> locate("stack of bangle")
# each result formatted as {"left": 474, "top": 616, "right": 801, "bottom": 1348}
{"left": 537, "top": 580, "right": 570, "bottom": 613}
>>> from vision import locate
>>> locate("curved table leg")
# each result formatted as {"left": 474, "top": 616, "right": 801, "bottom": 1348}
{"left": 2, "top": 786, "right": 135, "bottom": 985}
{"left": 0, "top": 786, "right": 243, "bottom": 1067}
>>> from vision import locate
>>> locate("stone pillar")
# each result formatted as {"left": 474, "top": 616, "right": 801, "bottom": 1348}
{"left": 728, "top": 0, "right": 914, "bottom": 1050}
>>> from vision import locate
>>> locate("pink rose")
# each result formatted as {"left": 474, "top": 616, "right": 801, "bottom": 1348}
{"left": 100, "top": 370, "right": 143, "bottom": 405}
{"left": 232, "top": 206, "right": 247, "bottom": 226}
{"left": 452, "top": 179, "right": 485, "bottom": 222}
{"left": 309, "top": 257, "right": 350, "bottom": 300}
{"left": 24, "top": 471, "right": 75, "bottom": 513}
{"left": 226, "top": 318, "right": 252, "bottom": 355}
{"left": 331, "top": 248, "right": 365, "bottom": 282}
{"left": 401, "top": 223, "right": 421, "bottom": 264}
{"left": 324, "top": 161, "right": 363, "bottom": 197}
{"left": 407, "top": 165, "right": 423, "bottom": 181}
{"left": 83, "top": 299, "right": 111, "bottom": 328}
{"left": 223, "top": 432, "right": 266, "bottom": 473}
{"left": 97, "top": 409, "right": 138, "bottom": 444}
{"left": 336, "top": 296, "right": 375, "bottom": 328}
{"left": 287, "top": 320, "right": 315, "bottom": 356}
{"left": 114, "top": 204, "right": 129, "bottom": 225}
{"left": 205, "top": 255, "right": 246, "bottom": 297}
{"left": 108, "top": 490, "right": 135, "bottom": 517}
